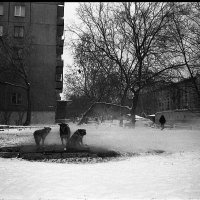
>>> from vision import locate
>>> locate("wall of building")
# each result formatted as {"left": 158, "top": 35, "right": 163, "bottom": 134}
{"left": 0, "top": 111, "right": 26, "bottom": 125}
{"left": 30, "top": 111, "right": 55, "bottom": 125}
{"left": 155, "top": 110, "right": 200, "bottom": 126}
{"left": 29, "top": 44, "right": 57, "bottom": 111}
{"left": 0, "top": 111, "right": 55, "bottom": 125}
{"left": 136, "top": 75, "right": 200, "bottom": 116}
{"left": 0, "top": 85, "right": 27, "bottom": 111}
{"left": 55, "top": 100, "right": 68, "bottom": 121}
{"left": 0, "top": 2, "right": 64, "bottom": 125}
{"left": 29, "top": 2, "right": 57, "bottom": 112}
{"left": 136, "top": 90, "right": 158, "bottom": 115}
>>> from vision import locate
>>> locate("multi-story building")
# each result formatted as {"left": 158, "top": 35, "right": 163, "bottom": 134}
{"left": 136, "top": 75, "right": 200, "bottom": 125}
{"left": 0, "top": 2, "right": 64, "bottom": 125}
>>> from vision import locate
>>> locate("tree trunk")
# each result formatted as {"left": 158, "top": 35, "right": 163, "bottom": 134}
{"left": 119, "top": 86, "right": 129, "bottom": 127}
{"left": 78, "top": 103, "right": 95, "bottom": 125}
{"left": 130, "top": 91, "right": 139, "bottom": 128}
{"left": 23, "top": 85, "right": 31, "bottom": 126}
{"left": 130, "top": 108, "right": 136, "bottom": 128}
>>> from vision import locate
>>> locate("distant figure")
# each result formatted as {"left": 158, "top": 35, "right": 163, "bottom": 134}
{"left": 85, "top": 117, "right": 89, "bottom": 124}
{"left": 100, "top": 116, "right": 104, "bottom": 123}
{"left": 95, "top": 117, "right": 99, "bottom": 125}
{"left": 159, "top": 115, "right": 166, "bottom": 130}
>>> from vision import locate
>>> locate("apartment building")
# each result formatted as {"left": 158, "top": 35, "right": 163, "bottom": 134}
{"left": 136, "top": 75, "right": 200, "bottom": 115}
{"left": 0, "top": 2, "right": 64, "bottom": 124}
{"left": 135, "top": 75, "right": 200, "bottom": 125}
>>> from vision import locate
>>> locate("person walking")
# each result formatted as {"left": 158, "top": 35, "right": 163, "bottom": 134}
{"left": 159, "top": 115, "right": 166, "bottom": 130}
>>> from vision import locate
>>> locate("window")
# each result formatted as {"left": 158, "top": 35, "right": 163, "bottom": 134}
{"left": 14, "top": 26, "right": 24, "bottom": 38}
{"left": 13, "top": 47, "right": 23, "bottom": 60}
{"left": 0, "top": 26, "right": 3, "bottom": 36}
{"left": 14, "top": 5, "right": 25, "bottom": 17}
{"left": 15, "top": 47, "right": 23, "bottom": 58}
{"left": 0, "top": 5, "right": 3, "bottom": 16}
{"left": 11, "top": 93, "right": 22, "bottom": 105}
{"left": 17, "top": 48, "right": 23, "bottom": 59}
{"left": 55, "top": 73, "right": 62, "bottom": 82}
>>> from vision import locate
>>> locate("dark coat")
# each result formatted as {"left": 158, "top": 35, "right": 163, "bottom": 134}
{"left": 159, "top": 115, "right": 166, "bottom": 124}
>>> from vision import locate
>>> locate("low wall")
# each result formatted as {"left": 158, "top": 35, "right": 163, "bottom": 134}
{"left": 0, "top": 111, "right": 55, "bottom": 125}
{"left": 0, "top": 111, "right": 27, "bottom": 125}
{"left": 155, "top": 110, "right": 200, "bottom": 125}
{"left": 31, "top": 111, "right": 55, "bottom": 125}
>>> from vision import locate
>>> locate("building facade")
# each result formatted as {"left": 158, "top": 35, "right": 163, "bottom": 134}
{"left": 0, "top": 2, "right": 64, "bottom": 125}
{"left": 136, "top": 75, "right": 200, "bottom": 125}
{"left": 136, "top": 75, "right": 200, "bottom": 115}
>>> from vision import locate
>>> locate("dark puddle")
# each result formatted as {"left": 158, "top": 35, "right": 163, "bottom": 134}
{"left": 0, "top": 145, "right": 167, "bottom": 164}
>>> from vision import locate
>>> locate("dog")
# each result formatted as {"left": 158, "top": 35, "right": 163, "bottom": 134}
{"left": 67, "top": 129, "right": 87, "bottom": 148}
{"left": 33, "top": 127, "right": 51, "bottom": 147}
{"left": 58, "top": 123, "right": 71, "bottom": 146}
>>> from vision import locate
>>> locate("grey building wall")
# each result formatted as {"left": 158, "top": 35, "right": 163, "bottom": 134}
{"left": 0, "top": 2, "right": 64, "bottom": 124}
{"left": 136, "top": 75, "right": 200, "bottom": 120}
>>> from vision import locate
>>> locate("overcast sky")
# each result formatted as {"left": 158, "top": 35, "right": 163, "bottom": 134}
{"left": 61, "top": 2, "right": 80, "bottom": 99}
{"left": 63, "top": 2, "right": 80, "bottom": 67}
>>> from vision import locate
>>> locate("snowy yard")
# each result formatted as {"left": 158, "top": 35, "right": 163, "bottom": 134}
{"left": 0, "top": 121, "right": 200, "bottom": 199}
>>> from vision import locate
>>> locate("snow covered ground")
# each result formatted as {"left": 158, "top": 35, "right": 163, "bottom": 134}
{"left": 0, "top": 120, "right": 200, "bottom": 200}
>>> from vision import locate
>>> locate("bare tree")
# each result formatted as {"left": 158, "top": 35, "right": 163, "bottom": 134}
{"left": 66, "top": 33, "right": 122, "bottom": 103}
{"left": 67, "top": 2, "right": 183, "bottom": 127}
{"left": 150, "top": 2, "right": 200, "bottom": 111}
{"left": 166, "top": 2, "right": 200, "bottom": 105}
{"left": 0, "top": 32, "right": 32, "bottom": 125}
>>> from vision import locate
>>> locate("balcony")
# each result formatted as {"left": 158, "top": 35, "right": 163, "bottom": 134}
{"left": 55, "top": 81, "right": 63, "bottom": 90}
{"left": 57, "top": 5, "right": 64, "bottom": 18}
{"left": 57, "top": 2, "right": 64, "bottom": 6}
{"left": 55, "top": 90, "right": 62, "bottom": 100}
{"left": 56, "top": 46, "right": 63, "bottom": 56}
{"left": 56, "top": 36, "right": 64, "bottom": 46}
{"left": 56, "top": 66, "right": 63, "bottom": 74}
{"left": 56, "top": 59, "right": 63, "bottom": 67}
{"left": 57, "top": 25, "right": 64, "bottom": 37}
{"left": 57, "top": 17, "right": 64, "bottom": 26}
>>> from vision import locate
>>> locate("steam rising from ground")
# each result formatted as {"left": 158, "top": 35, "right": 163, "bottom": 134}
{"left": 2, "top": 120, "right": 200, "bottom": 154}
{"left": 42, "top": 120, "right": 200, "bottom": 154}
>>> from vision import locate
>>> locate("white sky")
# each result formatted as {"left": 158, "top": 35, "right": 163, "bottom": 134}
{"left": 60, "top": 2, "right": 80, "bottom": 99}
{"left": 63, "top": 2, "right": 80, "bottom": 67}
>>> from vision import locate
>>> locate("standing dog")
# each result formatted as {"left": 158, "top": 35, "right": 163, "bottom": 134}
{"left": 33, "top": 127, "right": 51, "bottom": 147}
{"left": 58, "top": 123, "right": 71, "bottom": 146}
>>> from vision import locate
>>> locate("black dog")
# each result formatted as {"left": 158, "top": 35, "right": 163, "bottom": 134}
{"left": 58, "top": 123, "right": 71, "bottom": 146}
